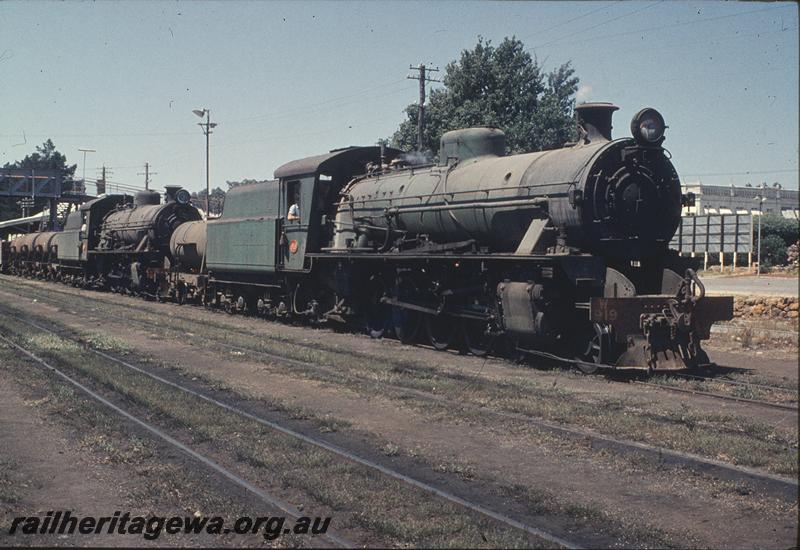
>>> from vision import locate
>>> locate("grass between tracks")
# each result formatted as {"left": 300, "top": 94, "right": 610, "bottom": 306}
{"left": 0, "top": 347, "right": 315, "bottom": 548}
{"left": 1, "top": 279, "right": 796, "bottom": 478}
{"left": 0, "top": 320, "right": 565, "bottom": 548}
{"left": 0, "top": 314, "right": 693, "bottom": 548}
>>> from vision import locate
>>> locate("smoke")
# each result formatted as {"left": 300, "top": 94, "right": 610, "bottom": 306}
{"left": 576, "top": 85, "right": 593, "bottom": 102}
{"left": 400, "top": 151, "right": 433, "bottom": 166}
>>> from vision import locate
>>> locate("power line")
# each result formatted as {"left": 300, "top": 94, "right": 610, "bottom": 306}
{"left": 531, "top": 0, "right": 664, "bottom": 50}
{"left": 521, "top": 1, "right": 621, "bottom": 41}
{"left": 225, "top": 78, "right": 410, "bottom": 125}
{"left": 680, "top": 168, "right": 797, "bottom": 178}
{"left": 532, "top": 2, "right": 792, "bottom": 51}
{"left": 599, "top": 22, "right": 797, "bottom": 60}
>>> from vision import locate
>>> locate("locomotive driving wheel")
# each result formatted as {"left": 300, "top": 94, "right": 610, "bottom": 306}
{"left": 391, "top": 272, "right": 422, "bottom": 344}
{"left": 393, "top": 308, "right": 421, "bottom": 344}
{"left": 460, "top": 318, "right": 493, "bottom": 357}
{"left": 426, "top": 315, "right": 456, "bottom": 351}
{"left": 576, "top": 322, "right": 613, "bottom": 374}
{"left": 365, "top": 276, "right": 390, "bottom": 338}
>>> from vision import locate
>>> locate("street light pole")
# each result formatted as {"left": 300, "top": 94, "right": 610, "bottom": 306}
{"left": 193, "top": 109, "right": 217, "bottom": 218}
{"left": 78, "top": 148, "right": 96, "bottom": 187}
{"left": 755, "top": 195, "right": 766, "bottom": 276}
{"left": 205, "top": 111, "right": 210, "bottom": 216}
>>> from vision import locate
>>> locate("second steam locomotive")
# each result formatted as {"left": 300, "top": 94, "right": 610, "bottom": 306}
{"left": 2, "top": 103, "right": 733, "bottom": 372}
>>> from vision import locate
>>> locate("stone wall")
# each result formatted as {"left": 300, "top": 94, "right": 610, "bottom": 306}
{"left": 733, "top": 296, "right": 799, "bottom": 319}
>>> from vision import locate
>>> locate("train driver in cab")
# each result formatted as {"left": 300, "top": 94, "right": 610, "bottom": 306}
{"left": 287, "top": 191, "right": 300, "bottom": 222}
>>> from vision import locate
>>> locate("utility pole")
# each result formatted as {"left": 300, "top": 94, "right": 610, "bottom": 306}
{"left": 193, "top": 109, "right": 217, "bottom": 217}
{"left": 137, "top": 162, "right": 157, "bottom": 190}
{"left": 407, "top": 64, "right": 440, "bottom": 152}
{"left": 96, "top": 165, "right": 112, "bottom": 195}
{"left": 754, "top": 194, "right": 767, "bottom": 276}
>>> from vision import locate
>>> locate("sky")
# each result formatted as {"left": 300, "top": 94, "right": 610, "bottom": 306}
{"left": 1, "top": 0, "right": 798, "bottom": 197}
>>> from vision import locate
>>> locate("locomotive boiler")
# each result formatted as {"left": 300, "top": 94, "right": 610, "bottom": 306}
{"left": 332, "top": 104, "right": 681, "bottom": 258}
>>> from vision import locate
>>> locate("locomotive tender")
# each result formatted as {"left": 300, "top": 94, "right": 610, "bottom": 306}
{"left": 3, "top": 103, "right": 733, "bottom": 371}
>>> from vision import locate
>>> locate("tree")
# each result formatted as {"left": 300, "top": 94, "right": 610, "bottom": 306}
{"left": 760, "top": 234, "right": 788, "bottom": 269}
{"left": 758, "top": 215, "right": 799, "bottom": 268}
{"left": 761, "top": 215, "right": 799, "bottom": 246}
{"left": 1, "top": 139, "right": 77, "bottom": 222}
{"left": 191, "top": 186, "right": 226, "bottom": 215}
{"left": 226, "top": 178, "right": 270, "bottom": 189}
{"left": 391, "top": 37, "right": 579, "bottom": 155}
{"left": 2, "top": 139, "right": 77, "bottom": 178}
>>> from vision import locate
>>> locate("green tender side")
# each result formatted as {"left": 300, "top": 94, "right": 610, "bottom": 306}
{"left": 54, "top": 210, "right": 84, "bottom": 262}
{"left": 206, "top": 181, "right": 281, "bottom": 274}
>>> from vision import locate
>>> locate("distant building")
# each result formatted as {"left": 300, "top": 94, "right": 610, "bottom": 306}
{"left": 681, "top": 183, "right": 799, "bottom": 219}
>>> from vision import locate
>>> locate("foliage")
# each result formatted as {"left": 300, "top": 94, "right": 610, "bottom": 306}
{"left": 226, "top": 179, "right": 270, "bottom": 189}
{"left": 757, "top": 215, "right": 799, "bottom": 268}
{"left": 2, "top": 139, "right": 77, "bottom": 178}
{"left": 391, "top": 37, "right": 579, "bottom": 155}
{"left": 760, "top": 215, "right": 799, "bottom": 246}
{"left": 759, "top": 234, "right": 788, "bottom": 269}
{"left": 1, "top": 140, "right": 77, "bottom": 222}
{"left": 190, "top": 186, "right": 226, "bottom": 215}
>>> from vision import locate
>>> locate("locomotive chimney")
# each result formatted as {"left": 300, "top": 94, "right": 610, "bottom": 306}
{"left": 164, "top": 185, "right": 182, "bottom": 203}
{"left": 575, "top": 102, "right": 619, "bottom": 143}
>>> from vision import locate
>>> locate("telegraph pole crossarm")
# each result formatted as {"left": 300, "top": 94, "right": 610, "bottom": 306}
{"left": 137, "top": 163, "right": 157, "bottom": 191}
{"left": 193, "top": 109, "right": 217, "bottom": 218}
{"left": 407, "top": 64, "right": 441, "bottom": 152}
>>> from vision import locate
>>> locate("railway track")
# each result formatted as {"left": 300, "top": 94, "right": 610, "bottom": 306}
{"left": 667, "top": 371, "right": 795, "bottom": 394}
{"left": 630, "top": 380, "right": 797, "bottom": 412}
{"left": 2, "top": 297, "right": 797, "bottom": 505}
{"left": 0, "top": 309, "right": 580, "bottom": 549}
{"left": 4, "top": 275, "right": 796, "bottom": 414}
{"left": 0, "top": 332, "right": 354, "bottom": 549}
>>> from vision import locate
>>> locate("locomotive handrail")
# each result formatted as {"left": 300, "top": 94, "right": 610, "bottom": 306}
{"left": 342, "top": 180, "right": 578, "bottom": 206}
{"left": 383, "top": 197, "right": 549, "bottom": 217}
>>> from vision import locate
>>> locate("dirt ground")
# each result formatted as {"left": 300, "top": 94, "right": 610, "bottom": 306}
{"left": 0, "top": 276, "right": 797, "bottom": 548}
{"left": 0, "top": 366, "right": 317, "bottom": 548}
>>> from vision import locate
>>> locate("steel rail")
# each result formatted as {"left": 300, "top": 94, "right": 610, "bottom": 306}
{"left": 668, "top": 372, "right": 796, "bottom": 393}
{"left": 4, "top": 302, "right": 797, "bottom": 506}
{"left": 516, "top": 345, "right": 798, "bottom": 411}
{"left": 631, "top": 381, "right": 797, "bottom": 412}
{"left": 2, "top": 311, "right": 579, "bottom": 549}
{"left": 0, "top": 331, "right": 353, "bottom": 549}
{"left": 2, "top": 277, "right": 796, "bottom": 410}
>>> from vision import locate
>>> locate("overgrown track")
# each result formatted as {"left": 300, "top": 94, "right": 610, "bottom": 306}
{"left": 631, "top": 380, "right": 797, "bottom": 412}
{"left": 0, "top": 332, "right": 354, "bottom": 549}
{"left": 668, "top": 371, "right": 795, "bottom": 394}
{"left": 2, "top": 297, "right": 797, "bottom": 505}
{"left": 0, "top": 308, "right": 580, "bottom": 549}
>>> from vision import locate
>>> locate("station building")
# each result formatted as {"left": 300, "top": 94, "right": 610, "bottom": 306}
{"left": 681, "top": 182, "right": 799, "bottom": 218}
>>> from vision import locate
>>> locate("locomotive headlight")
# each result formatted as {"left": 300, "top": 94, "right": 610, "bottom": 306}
{"left": 630, "top": 108, "right": 666, "bottom": 145}
{"left": 175, "top": 189, "right": 191, "bottom": 205}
